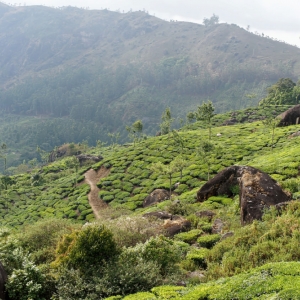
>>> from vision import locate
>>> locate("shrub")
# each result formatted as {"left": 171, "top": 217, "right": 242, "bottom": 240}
{"left": 186, "top": 248, "right": 210, "bottom": 268}
{"left": 6, "top": 256, "right": 54, "bottom": 300}
{"left": 97, "top": 216, "right": 163, "bottom": 247}
{"left": 197, "top": 234, "right": 221, "bottom": 249}
{"left": 131, "top": 236, "right": 183, "bottom": 276}
{"left": 17, "top": 218, "right": 78, "bottom": 264}
{"left": 207, "top": 196, "right": 232, "bottom": 206}
{"left": 174, "top": 229, "right": 203, "bottom": 244}
{"left": 53, "top": 224, "right": 120, "bottom": 271}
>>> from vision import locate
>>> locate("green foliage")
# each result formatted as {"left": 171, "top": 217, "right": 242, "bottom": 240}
{"left": 6, "top": 257, "right": 53, "bottom": 300}
{"left": 195, "top": 101, "right": 215, "bottom": 140}
{"left": 186, "top": 248, "right": 210, "bottom": 268}
{"left": 17, "top": 218, "right": 78, "bottom": 264}
{"left": 130, "top": 236, "right": 182, "bottom": 276}
{"left": 260, "top": 78, "right": 300, "bottom": 106}
{"left": 197, "top": 234, "right": 221, "bottom": 249}
{"left": 174, "top": 229, "right": 203, "bottom": 244}
{"left": 53, "top": 224, "right": 120, "bottom": 271}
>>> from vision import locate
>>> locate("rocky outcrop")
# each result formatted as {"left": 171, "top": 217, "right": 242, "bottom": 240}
{"left": 143, "top": 189, "right": 169, "bottom": 207}
{"left": 143, "top": 211, "right": 191, "bottom": 237}
{"left": 195, "top": 210, "right": 216, "bottom": 221}
{"left": 277, "top": 104, "right": 300, "bottom": 126}
{"left": 48, "top": 144, "right": 81, "bottom": 162}
{"left": 0, "top": 261, "right": 7, "bottom": 300}
{"left": 163, "top": 217, "right": 191, "bottom": 237}
{"left": 197, "top": 166, "right": 291, "bottom": 224}
{"left": 143, "top": 211, "right": 173, "bottom": 220}
{"left": 76, "top": 154, "right": 103, "bottom": 166}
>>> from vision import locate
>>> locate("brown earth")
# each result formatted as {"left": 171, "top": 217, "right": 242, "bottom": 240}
{"left": 84, "top": 167, "right": 110, "bottom": 219}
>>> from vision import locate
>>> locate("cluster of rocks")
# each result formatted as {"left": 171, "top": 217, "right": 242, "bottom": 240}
{"left": 197, "top": 165, "right": 291, "bottom": 224}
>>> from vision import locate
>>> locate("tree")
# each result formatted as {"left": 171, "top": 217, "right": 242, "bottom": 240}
{"left": 65, "top": 156, "right": 80, "bottom": 187}
{"left": 186, "top": 112, "right": 196, "bottom": 126}
{"left": 107, "top": 132, "right": 120, "bottom": 149}
{"left": 0, "top": 143, "right": 7, "bottom": 171}
{"left": 149, "top": 160, "right": 180, "bottom": 199}
{"left": 196, "top": 101, "right": 215, "bottom": 140}
{"left": 259, "top": 78, "right": 299, "bottom": 106}
{"left": 263, "top": 116, "right": 281, "bottom": 151}
{"left": 36, "top": 146, "right": 49, "bottom": 166}
{"left": 160, "top": 107, "right": 173, "bottom": 135}
{"left": 171, "top": 130, "right": 185, "bottom": 153}
{"left": 203, "top": 14, "right": 219, "bottom": 27}
{"left": 173, "top": 155, "right": 189, "bottom": 178}
{"left": 198, "top": 141, "right": 215, "bottom": 180}
{"left": 126, "top": 120, "right": 143, "bottom": 146}
{"left": 0, "top": 175, "right": 15, "bottom": 212}
{"left": 53, "top": 224, "right": 119, "bottom": 272}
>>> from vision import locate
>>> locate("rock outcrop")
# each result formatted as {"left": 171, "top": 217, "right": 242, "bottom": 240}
{"left": 143, "top": 189, "right": 169, "bottom": 207}
{"left": 277, "top": 104, "right": 300, "bottom": 126}
{"left": 76, "top": 154, "right": 103, "bottom": 166}
{"left": 197, "top": 166, "right": 291, "bottom": 224}
{"left": 163, "top": 216, "right": 191, "bottom": 237}
{"left": 143, "top": 211, "right": 191, "bottom": 237}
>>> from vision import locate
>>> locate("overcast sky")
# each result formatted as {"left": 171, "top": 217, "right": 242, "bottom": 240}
{"left": 4, "top": 0, "right": 300, "bottom": 47}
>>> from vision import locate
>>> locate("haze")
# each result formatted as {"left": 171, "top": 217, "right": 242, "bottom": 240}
{"left": 3, "top": 0, "right": 300, "bottom": 47}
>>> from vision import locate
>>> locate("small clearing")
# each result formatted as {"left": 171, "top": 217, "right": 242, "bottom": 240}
{"left": 84, "top": 167, "right": 110, "bottom": 219}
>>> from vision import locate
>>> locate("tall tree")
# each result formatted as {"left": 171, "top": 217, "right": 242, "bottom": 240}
{"left": 196, "top": 101, "right": 215, "bottom": 140}
{"left": 149, "top": 160, "right": 180, "bottom": 199}
{"left": 198, "top": 141, "right": 215, "bottom": 180}
{"left": 126, "top": 120, "right": 143, "bottom": 146}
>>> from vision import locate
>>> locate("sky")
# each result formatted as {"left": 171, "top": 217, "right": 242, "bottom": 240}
{"left": 4, "top": 0, "right": 300, "bottom": 47}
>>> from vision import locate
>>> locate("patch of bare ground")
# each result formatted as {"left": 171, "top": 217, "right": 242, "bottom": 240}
{"left": 84, "top": 167, "right": 110, "bottom": 219}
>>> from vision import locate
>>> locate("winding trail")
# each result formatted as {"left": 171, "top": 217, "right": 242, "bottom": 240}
{"left": 84, "top": 167, "right": 110, "bottom": 219}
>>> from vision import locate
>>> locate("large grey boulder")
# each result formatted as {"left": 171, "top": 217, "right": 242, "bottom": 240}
{"left": 197, "top": 166, "right": 291, "bottom": 224}
{"left": 277, "top": 104, "right": 300, "bottom": 126}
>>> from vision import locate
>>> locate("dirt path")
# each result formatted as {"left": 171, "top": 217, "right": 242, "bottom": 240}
{"left": 84, "top": 167, "right": 110, "bottom": 219}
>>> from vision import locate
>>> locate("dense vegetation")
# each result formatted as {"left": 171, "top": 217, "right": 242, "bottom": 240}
{"left": 1, "top": 102, "right": 300, "bottom": 298}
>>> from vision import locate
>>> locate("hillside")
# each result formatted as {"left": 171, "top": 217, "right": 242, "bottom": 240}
{"left": 1, "top": 106, "right": 300, "bottom": 298}
{"left": 1, "top": 3, "right": 300, "bottom": 169}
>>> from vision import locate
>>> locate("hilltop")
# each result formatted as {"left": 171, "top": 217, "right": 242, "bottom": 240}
{"left": 0, "top": 4, "right": 300, "bottom": 169}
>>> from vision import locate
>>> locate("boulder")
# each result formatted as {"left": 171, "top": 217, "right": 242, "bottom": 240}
{"left": 212, "top": 218, "right": 224, "bottom": 234}
{"left": 163, "top": 217, "right": 191, "bottom": 237}
{"left": 220, "top": 232, "right": 234, "bottom": 241}
{"left": 76, "top": 154, "right": 103, "bottom": 166}
{"left": 143, "top": 189, "right": 169, "bottom": 208}
{"left": 277, "top": 104, "right": 300, "bottom": 126}
{"left": 288, "top": 131, "right": 300, "bottom": 138}
{"left": 195, "top": 210, "right": 216, "bottom": 221}
{"left": 143, "top": 211, "right": 173, "bottom": 220}
{"left": 0, "top": 261, "right": 7, "bottom": 300}
{"left": 197, "top": 166, "right": 291, "bottom": 224}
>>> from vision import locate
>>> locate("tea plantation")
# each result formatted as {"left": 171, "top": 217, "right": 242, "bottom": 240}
{"left": 1, "top": 106, "right": 300, "bottom": 299}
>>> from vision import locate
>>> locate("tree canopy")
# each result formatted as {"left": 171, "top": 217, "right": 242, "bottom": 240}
{"left": 260, "top": 78, "right": 300, "bottom": 106}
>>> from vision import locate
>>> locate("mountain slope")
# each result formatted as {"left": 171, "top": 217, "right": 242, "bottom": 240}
{"left": 1, "top": 4, "right": 300, "bottom": 167}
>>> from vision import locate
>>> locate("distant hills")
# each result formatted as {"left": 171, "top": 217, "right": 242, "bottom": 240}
{"left": 0, "top": 3, "right": 300, "bottom": 167}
